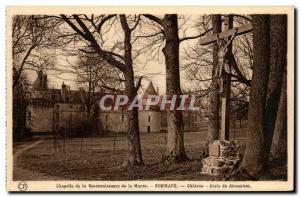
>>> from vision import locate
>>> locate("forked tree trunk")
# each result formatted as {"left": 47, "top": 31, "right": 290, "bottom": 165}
{"left": 162, "top": 15, "right": 188, "bottom": 162}
{"left": 241, "top": 15, "right": 270, "bottom": 179}
{"left": 270, "top": 68, "right": 287, "bottom": 161}
{"left": 207, "top": 14, "right": 221, "bottom": 143}
{"left": 263, "top": 15, "right": 287, "bottom": 168}
{"left": 121, "top": 18, "right": 144, "bottom": 166}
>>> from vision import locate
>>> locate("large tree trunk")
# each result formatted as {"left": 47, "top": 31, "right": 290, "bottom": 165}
{"left": 270, "top": 67, "right": 287, "bottom": 161}
{"left": 263, "top": 15, "right": 287, "bottom": 168}
{"left": 162, "top": 15, "right": 188, "bottom": 162}
{"left": 241, "top": 15, "right": 270, "bottom": 179}
{"left": 207, "top": 14, "right": 221, "bottom": 143}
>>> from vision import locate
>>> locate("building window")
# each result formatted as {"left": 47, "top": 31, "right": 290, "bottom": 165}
{"left": 70, "top": 104, "right": 73, "bottom": 109}
{"left": 66, "top": 96, "right": 69, "bottom": 102}
{"left": 148, "top": 115, "right": 151, "bottom": 122}
{"left": 27, "top": 111, "right": 31, "bottom": 121}
{"left": 69, "top": 114, "right": 73, "bottom": 122}
{"left": 56, "top": 112, "right": 59, "bottom": 122}
{"left": 147, "top": 126, "right": 150, "bottom": 133}
{"left": 122, "top": 114, "right": 125, "bottom": 122}
{"left": 80, "top": 105, "right": 85, "bottom": 111}
{"left": 56, "top": 104, "right": 59, "bottom": 109}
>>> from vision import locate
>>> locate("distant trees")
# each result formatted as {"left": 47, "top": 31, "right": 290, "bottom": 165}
{"left": 12, "top": 15, "right": 60, "bottom": 139}
{"left": 12, "top": 15, "right": 60, "bottom": 89}
{"left": 69, "top": 53, "right": 121, "bottom": 118}
{"left": 75, "top": 52, "right": 123, "bottom": 136}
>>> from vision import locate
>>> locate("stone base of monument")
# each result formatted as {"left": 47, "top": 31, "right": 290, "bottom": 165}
{"left": 201, "top": 140, "right": 241, "bottom": 176}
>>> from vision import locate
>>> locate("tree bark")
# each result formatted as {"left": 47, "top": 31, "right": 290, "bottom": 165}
{"left": 270, "top": 67, "right": 287, "bottom": 162}
{"left": 263, "top": 15, "right": 287, "bottom": 168}
{"left": 162, "top": 15, "right": 188, "bottom": 162}
{"left": 123, "top": 69, "right": 144, "bottom": 166}
{"left": 207, "top": 14, "right": 221, "bottom": 143}
{"left": 241, "top": 15, "right": 270, "bottom": 179}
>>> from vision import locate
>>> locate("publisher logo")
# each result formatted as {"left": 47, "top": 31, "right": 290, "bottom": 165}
{"left": 18, "top": 181, "right": 28, "bottom": 191}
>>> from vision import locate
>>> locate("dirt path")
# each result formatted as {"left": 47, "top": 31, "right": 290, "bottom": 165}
{"left": 13, "top": 139, "right": 60, "bottom": 181}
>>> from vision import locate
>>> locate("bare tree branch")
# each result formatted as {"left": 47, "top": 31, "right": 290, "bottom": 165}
{"left": 143, "top": 14, "right": 164, "bottom": 26}
{"left": 179, "top": 27, "right": 212, "bottom": 42}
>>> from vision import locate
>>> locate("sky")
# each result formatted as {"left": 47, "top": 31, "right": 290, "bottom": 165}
{"left": 26, "top": 15, "right": 210, "bottom": 95}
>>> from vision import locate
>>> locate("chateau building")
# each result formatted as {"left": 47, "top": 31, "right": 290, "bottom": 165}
{"left": 26, "top": 70, "right": 86, "bottom": 134}
{"left": 26, "top": 71, "right": 207, "bottom": 135}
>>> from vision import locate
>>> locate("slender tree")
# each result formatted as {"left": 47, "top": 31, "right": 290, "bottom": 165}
{"left": 270, "top": 67, "right": 287, "bottom": 161}
{"left": 263, "top": 15, "right": 287, "bottom": 168}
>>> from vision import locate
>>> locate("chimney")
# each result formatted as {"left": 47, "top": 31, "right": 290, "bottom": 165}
{"left": 61, "top": 82, "right": 67, "bottom": 102}
{"left": 156, "top": 87, "right": 159, "bottom": 95}
{"left": 42, "top": 74, "right": 48, "bottom": 90}
{"left": 38, "top": 70, "right": 43, "bottom": 90}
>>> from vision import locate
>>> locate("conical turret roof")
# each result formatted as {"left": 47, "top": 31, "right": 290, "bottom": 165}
{"left": 143, "top": 81, "right": 157, "bottom": 97}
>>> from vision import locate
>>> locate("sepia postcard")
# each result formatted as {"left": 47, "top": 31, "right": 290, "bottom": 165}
{"left": 6, "top": 6, "right": 294, "bottom": 192}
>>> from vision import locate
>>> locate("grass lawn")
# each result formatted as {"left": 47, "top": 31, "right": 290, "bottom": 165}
{"left": 14, "top": 130, "right": 286, "bottom": 181}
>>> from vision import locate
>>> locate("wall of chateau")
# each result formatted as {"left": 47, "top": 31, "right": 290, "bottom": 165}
{"left": 27, "top": 105, "right": 53, "bottom": 133}
{"left": 139, "top": 111, "right": 161, "bottom": 133}
{"left": 26, "top": 90, "right": 209, "bottom": 135}
{"left": 100, "top": 111, "right": 128, "bottom": 133}
{"left": 100, "top": 110, "right": 162, "bottom": 133}
{"left": 53, "top": 103, "right": 86, "bottom": 132}
{"left": 26, "top": 103, "right": 207, "bottom": 134}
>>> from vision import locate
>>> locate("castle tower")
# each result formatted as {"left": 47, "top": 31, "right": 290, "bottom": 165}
{"left": 42, "top": 74, "right": 48, "bottom": 90}
{"left": 34, "top": 70, "right": 42, "bottom": 90}
{"left": 139, "top": 81, "right": 161, "bottom": 133}
{"left": 61, "top": 82, "right": 67, "bottom": 102}
{"left": 34, "top": 70, "right": 48, "bottom": 91}
{"left": 143, "top": 81, "right": 157, "bottom": 98}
